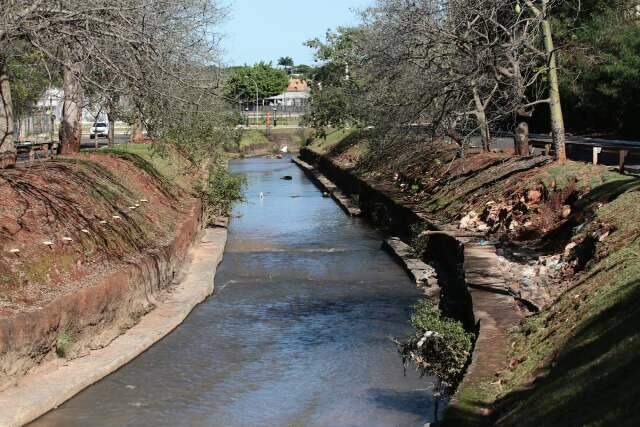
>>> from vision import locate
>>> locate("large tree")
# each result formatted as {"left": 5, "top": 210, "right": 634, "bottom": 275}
{"left": 354, "top": 0, "right": 552, "bottom": 150}
{"left": 304, "top": 27, "right": 366, "bottom": 131}
{"left": 0, "top": 0, "right": 226, "bottom": 167}
{"left": 305, "top": 0, "right": 568, "bottom": 161}
{"left": 277, "top": 56, "right": 294, "bottom": 74}
{"left": 554, "top": 0, "right": 640, "bottom": 138}
{"left": 521, "top": 0, "right": 568, "bottom": 161}
{"left": 0, "top": 58, "right": 14, "bottom": 168}
{"left": 225, "top": 62, "right": 288, "bottom": 101}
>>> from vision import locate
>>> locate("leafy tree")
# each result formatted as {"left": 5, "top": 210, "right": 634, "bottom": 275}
{"left": 1, "top": 0, "right": 227, "bottom": 165}
{"left": 291, "top": 64, "right": 314, "bottom": 79}
{"left": 7, "top": 49, "right": 56, "bottom": 121}
{"left": 303, "top": 27, "right": 366, "bottom": 132}
{"left": 198, "top": 161, "right": 246, "bottom": 227}
{"left": 277, "top": 56, "right": 294, "bottom": 74}
{"left": 554, "top": 0, "right": 640, "bottom": 137}
{"left": 225, "top": 62, "right": 288, "bottom": 101}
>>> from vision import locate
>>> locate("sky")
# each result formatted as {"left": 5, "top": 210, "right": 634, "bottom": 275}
{"left": 220, "top": 0, "right": 371, "bottom": 66}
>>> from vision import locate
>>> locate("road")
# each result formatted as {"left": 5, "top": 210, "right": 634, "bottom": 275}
{"left": 472, "top": 136, "right": 640, "bottom": 171}
{"left": 80, "top": 133, "right": 129, "bottom": 148}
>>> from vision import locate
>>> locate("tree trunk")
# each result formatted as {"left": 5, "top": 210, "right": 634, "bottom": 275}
{"left": 514, "top": 122, "right": 529, "bottom": 156}
{"left": 129, "top": 115, "right": 144, "bottom": 143}
{"left": 476, "top": 109, "right": 491, "bottom": 152}
{"left": 472, "top": 86, "right": 491, "bottom": 151}
{"left": 59, "top": 63, "right": 83, "bottom": 154}
{"left": 0, "top": 58, "right": 16, "bottom": 169}
{"left": 107, "top": 108, "right": 115, "bottom": 147}
{"left": 542, "top": 13, "right": 566, "bottom": 163}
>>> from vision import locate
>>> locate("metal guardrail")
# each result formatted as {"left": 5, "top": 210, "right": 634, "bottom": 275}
{"left": 524, "top": 134, "right": 640, "bottom": 173}
{"left": 488, "top": 130, "right": 640, "bottom": 172}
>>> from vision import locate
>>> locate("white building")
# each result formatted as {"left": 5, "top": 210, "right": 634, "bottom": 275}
{"left": 264, "top": 78, "right": 310, "bottom": 114}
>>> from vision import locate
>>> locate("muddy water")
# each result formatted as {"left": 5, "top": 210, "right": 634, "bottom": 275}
{"left": 32, "top": 157, "right": 440, "bottom": 427}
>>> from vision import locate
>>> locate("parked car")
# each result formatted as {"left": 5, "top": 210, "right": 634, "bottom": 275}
{"left": 90, "top": 122, "right": 108, "bottom": 139}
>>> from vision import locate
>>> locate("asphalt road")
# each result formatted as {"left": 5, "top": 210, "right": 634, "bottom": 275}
{"left": 473, "top": 136, "right": 640, "bottom": 171}
{"left": 80, "top": 133, "right": 129, "bottom": 148}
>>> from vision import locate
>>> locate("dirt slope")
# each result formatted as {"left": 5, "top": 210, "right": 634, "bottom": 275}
{"left": 0, "top": 146, "right": 202, "bottom": 389}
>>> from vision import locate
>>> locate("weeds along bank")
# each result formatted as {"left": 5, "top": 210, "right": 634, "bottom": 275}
{"left": 0, "top": 144, "right": 243, "bottom": 391}
{"left": 301, "top": 129, "right": 640, "bottom": 426}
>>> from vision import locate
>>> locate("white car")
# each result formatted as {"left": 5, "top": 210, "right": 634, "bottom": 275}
{"left": 90, "top": 122, "right": 108, "bottom": 139}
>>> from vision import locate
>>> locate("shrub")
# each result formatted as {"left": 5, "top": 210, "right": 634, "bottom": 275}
{"left": 199, "top": 165, "right": 246, "bottom": 226}
{"left": 397, "top": 299, "right": 474, "bottom": 391}
{"left": 55, "top": 329, "right": 73, "bottom": 358}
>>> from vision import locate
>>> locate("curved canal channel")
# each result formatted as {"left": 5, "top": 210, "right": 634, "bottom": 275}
{"left": 32, "top": 157, "right": 441, "bottom": 427}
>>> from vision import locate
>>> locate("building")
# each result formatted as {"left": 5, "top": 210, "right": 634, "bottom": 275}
{"left": 15, "top": 88, "right": 63, "bottom": 141}
{"left": 286, "top": 78, "right": 308, "bottom": 93}
{"left": 264, "top": 78, "right": 310, "bottom": 115}
{"left": 17, "top": 88, "right": 116, "bottom": 141}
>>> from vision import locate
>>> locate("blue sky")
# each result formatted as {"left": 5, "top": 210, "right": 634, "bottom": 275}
{"left": 220, "top": 0, "right": 371, "bottom": 66}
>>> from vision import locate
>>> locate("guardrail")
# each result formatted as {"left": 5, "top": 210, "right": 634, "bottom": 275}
{"left": 525, "top": 134, "right": 640, "bottom": 173}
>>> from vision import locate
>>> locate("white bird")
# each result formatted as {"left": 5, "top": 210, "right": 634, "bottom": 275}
{"left": 259, "top": 192, "right": 264, "bottom": 199}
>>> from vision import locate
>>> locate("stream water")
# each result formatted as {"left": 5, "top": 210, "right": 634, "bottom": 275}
{"left": 31, "top": 156, "right": 440, "bottom": 427}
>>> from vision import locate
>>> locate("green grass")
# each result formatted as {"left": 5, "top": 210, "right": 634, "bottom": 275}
{"left": 97, "top": 144, "right": 191, "bottom": 192}
{"left": 483, "top": 177, "right": 640, "bottom": 426}
{"left": 417, "top": 159, "right": 632, "bottom": 222}
{"left": 305, "top": 127, "right": 640, "bottom": 425}
{"left": 245, "top": 116, "right": 301, "bottom": 126}
{"left": 307, "top": 129, "right": 353, "bottom": 154}
{"left": 24, "top": 254, "right": 75, "bottom": 285}
{"left": 237, "top": 128, "right": 310, "bottom": 153}
{"left": 540, "top": 162, "right": 629, "bottom": 191}
{"left": 239, "top": 130, "right": 270, "bottom": 149}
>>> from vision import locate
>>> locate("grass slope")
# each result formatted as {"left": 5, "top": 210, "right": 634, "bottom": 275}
{"left": 494, "top": 182, "right": 640, "bottom": 427}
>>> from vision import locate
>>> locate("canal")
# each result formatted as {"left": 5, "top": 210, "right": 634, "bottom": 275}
{"left": 32, "top": 156, "right": 440, "bottom": 426}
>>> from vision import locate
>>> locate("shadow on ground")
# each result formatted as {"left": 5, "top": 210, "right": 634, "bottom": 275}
{"left": 492, "top": 279, "right": 640, "bottom": 427}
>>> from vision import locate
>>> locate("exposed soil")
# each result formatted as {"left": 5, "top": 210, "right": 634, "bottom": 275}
{"left": 0, "top": 153, "right": 192, "bottom": 315}
{"left": 0, "top": 149, "right": 204, "bottom": 390}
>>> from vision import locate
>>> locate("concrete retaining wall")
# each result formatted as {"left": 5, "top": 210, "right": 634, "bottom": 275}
{"left": 0, "top": 227, "right": 227, "bottom": 427}
{"left": 300, "top": 148, "right": 434, "bottom": 238}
